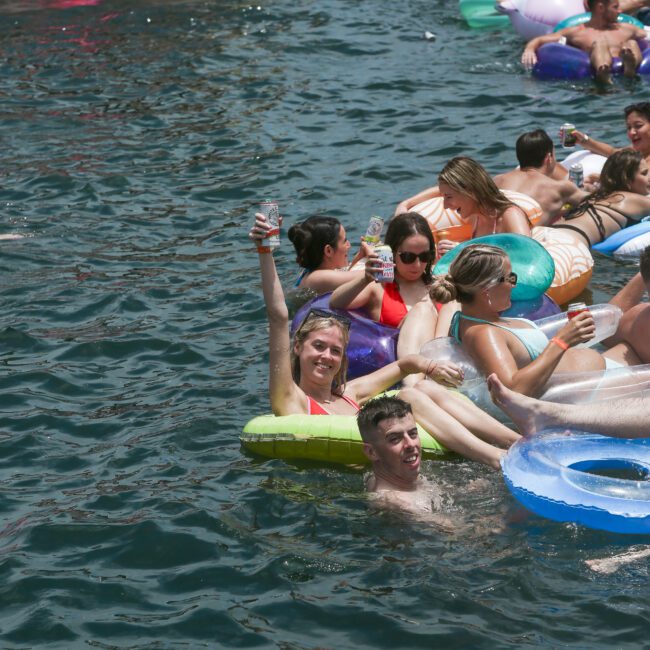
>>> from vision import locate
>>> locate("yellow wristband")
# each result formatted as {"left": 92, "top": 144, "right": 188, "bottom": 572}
{"left": 550, "top": 336, "right": 569, "bottom": 351}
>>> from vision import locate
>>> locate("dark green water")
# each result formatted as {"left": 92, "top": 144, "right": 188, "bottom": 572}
{"left": 0, "top": 0, "right": 648, "bottom": 647}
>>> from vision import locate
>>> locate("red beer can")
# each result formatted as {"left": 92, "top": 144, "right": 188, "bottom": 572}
{"left": 567, "top": 302, "right": 589, "bottom": 319}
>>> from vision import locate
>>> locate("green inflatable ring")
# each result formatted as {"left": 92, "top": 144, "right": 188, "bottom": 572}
{"left": 241, "top": 415, "right": 447, "bottom": 464}
{"left": 460, "top": 0, "right": 510, "bottom": 29}
{"left": 433, "top": 233, "right": 555, "bottom": 301}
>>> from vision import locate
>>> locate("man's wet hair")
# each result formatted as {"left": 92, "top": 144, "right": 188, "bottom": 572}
{"left": 516, "top": 129, "right": 553, "bottom": 169}
{"left": 357, "top": 395, "right": 413, "bottom": 442}
{"left": 641, "top": 245, "right": 650, "bottom": 283}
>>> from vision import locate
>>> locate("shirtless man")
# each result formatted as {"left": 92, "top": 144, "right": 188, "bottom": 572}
{"left": 494, "top": 130, "right": 588, "bottom": 226}
{"left": 522, "top": 0, "right": 648, "bottom": 84}
{"left": 357, "top": 395, "right": 443, "bottom": 514}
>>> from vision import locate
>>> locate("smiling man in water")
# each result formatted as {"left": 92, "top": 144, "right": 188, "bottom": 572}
{"left": 357, "top": 395, "right": 443, "bottom": 514}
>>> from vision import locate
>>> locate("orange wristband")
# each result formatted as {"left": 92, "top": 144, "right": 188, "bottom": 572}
{"left": 550, "top": 336, "right": 569, "bottom": 351}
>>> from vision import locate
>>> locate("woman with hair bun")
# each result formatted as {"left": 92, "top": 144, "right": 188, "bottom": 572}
{"left": 288, "top": 215, "right": 372, "bottom": 294}
{"left": 429, "top": 243, "right": 647, "bottom": 397}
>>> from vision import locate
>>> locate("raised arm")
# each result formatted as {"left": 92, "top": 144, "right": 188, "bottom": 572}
{"left": 463, "top": 314, "right": 595, "bottom": 397}
{"left": 249, "top": 214, "right": 307, "bottom": 416}
{"left": 394, "top": 185, "right": 441, "bottom": 216}
{"left": 570, "top": 129, "right": 619, "bottom": 158}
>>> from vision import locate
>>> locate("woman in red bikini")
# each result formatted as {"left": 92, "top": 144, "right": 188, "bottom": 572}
{"left": 250, "top": 211, "right": 520, "bottom": 469}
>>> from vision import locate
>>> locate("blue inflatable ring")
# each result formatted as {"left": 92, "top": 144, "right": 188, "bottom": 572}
{"left": 291, "top": 293, "right": 399, "bottom": 380}
{"left": 592, "top": 220, "right": 650, "bottom": 257}
{"left": 433, "top": 233, "right": 555, "bottom": 301}
{"left": 502, "top": 431, "right": 650, "bottom": 534}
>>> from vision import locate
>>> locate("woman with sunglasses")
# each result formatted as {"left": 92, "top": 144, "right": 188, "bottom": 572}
{"left": 429, "top": 243, "right": 646, "bottom": 397}
{"left": 395, "top": 157, "right": 532, "bottom": 258}
{"left": 250, "top": 212, "right": 520, "bottom": 470}
{"left": 289, "top": 215, "right": 373, "bottom": 293}
{"left": 329, "top": 212, "right": 450, "bottom": 378}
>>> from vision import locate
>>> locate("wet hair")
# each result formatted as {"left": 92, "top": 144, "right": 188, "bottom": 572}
{"left": 438, "top": 156, "right": 518, "bottom": 218}
{"left": 429, "top": 244, "right": 507, "bottom": 304}
{"left": 287, "top": 216, "right": 342, "bottom": 271}
{"left": 385, "top": 212, "right": 435, "bottom": 283}
{"left": 516, "top": 129, "right": 554, "bottom": 169}
{"left": 290, "top": 314, "right": 349, "bottom": 395}
{"left": 567, "top": 150, "right": 643, "bottom": 218}
{"left": 624, "top": 102, "right": 650, "bottom": 123}
{"left": 357, "top": 395, "right": 413, "bottom": 443}
{"left": 640, "top": 245, "right": 650, "bottom": 283}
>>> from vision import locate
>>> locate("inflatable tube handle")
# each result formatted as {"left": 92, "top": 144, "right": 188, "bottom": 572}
{"left": 534, "top": 303, "right": 622, "bottom": 348}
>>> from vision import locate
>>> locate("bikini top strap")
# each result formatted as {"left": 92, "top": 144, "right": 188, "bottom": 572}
{"left": 450, "top": 311, "right": 504, "bottom": 342}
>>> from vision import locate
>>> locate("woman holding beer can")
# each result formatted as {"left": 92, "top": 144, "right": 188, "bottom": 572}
{"left": 553, "top": 150, "right": 650, "bottom": 247}
{"left": 249, "top": 210, "right": 520, "bottom": 470}
{"left": 429, "top": 243, "right": 648, "bottom": 397}
{"left": 288, "top": 215, "right": 374, "bottom": 294}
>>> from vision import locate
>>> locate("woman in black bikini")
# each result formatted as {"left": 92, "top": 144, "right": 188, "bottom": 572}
{"left": 553, "top": 150, "right": 650, "bottom": 247}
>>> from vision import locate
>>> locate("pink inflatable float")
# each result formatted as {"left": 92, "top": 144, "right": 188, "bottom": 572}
{"left": 496, "top": 0, "right": 585, "bottom": 40}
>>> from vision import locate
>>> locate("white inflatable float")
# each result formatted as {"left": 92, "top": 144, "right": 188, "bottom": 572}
{"left": 496, "top": 0, "right": 585, "bottom": 40}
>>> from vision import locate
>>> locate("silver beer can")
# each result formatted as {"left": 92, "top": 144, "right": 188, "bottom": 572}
{"left": 257, "top": 200, "right": 280, "bottom": 251}
{"left": 375, "top": 244, "right": 394, "bottom": 283}
{"left": 569, "top": 163, "right": 584, "bottom": 188}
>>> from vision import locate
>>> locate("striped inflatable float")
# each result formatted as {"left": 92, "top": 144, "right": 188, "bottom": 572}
{"left": 413, "top": 189, "right": 543, "bottom": 234}
{"left": 532, "top": 226, "right": 593, "bottom": 305}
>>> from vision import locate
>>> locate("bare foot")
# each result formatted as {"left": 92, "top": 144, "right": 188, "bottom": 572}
{"left": 486, "top": 374, "right": 544, "bottom": 436}
{"left": 586, "top": 547, "right": 650, "bottom": 574}
{"left": 595, "top": 64, "right": 612, "bottom": 85}
{"left": 621, "top": 46, "right": 638, "bottom": 79}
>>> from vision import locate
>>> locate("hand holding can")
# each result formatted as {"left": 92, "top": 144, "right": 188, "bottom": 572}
{"left": 255, "top": 200, "right": 280, "bottom": 253}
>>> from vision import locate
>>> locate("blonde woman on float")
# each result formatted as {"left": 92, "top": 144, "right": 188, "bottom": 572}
{"left": 395, "top": 156, "right": 532, "bottom": 257}
{"left": 249, "top": 211, "right": 520, "bottom": 469}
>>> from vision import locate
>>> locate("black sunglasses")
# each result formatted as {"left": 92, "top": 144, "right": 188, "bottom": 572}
{"left": 498, "top": 272, "right": 518, "bottom": 286}
{"left": 297, "top": 307, "right": 352, "bottom": 332}
{"left": 397, "top": 251, "right": 432, "bottom": 264}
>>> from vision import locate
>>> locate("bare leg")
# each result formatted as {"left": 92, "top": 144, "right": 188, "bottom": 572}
{"left": 621, "top": 39, "right": 642, "bottom": 78}
{"left": 414, "top": 379, "right": 520, "bottom": 446}
{"left": 398, "top": 386, "right": 505, "bottom": 470}
{"left": 487, "top": 373, "right": 650, "bottom": 438}
{"left": 590, "top": 41, "right": 612, "bottom": 84}
{"left": 397, "top": 300, "right": 438, "bottom": 387}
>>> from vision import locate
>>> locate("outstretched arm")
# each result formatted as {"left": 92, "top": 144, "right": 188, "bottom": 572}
{"left": 250, "top": 214, "right": 306, "bottom": 416}
{"left": 394, "top": 186, "right": 441, "bottom": 217}
{"left": 346, "top": 353, "right": 464, "bottom": 405}
{"left": 570, "top": 129, "right": 619, "bottom": 158}
{"left": 521, "top": 32, "right": 564, "bottom": 68}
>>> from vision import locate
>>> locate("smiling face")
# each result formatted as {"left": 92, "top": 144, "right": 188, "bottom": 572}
{"left": 394, "top": 233, "right": 433, "bottom": 282}
{"left": 330, "top": 225, "right": 351, "bottom": 268}
{"left": 295, "top": 325, "right": 345, "bottom": 385}
{"left": 365, "top": 414, "right": 421, "bottom": 485}
{"left": 629, "top": 159, "right": 650, "bottom": 195}
{"left": 439, "top": 181, "right": 478, "bottom": 218}
{"left": 626, "top": 111, "right": 650, "bottom": 157}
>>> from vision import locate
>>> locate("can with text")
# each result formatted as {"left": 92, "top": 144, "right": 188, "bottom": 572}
{"left": 374, "top": 245, "right": 394, "bottom": 283}
{"left": 257, "top": 200, "right": 280, "bottom": 253}
{"left": 364, "top": 216, "right": 384, "bottom": 245}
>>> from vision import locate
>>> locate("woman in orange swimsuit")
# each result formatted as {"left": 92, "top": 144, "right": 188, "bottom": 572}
{"left": 553, "top": 150, "right": 650, "bottom": 247}
{"left": 250, "top": 211, "right": 520, "bottom": 469}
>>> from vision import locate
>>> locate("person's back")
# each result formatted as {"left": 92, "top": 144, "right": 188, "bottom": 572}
{"left": 494, "top": 130, "right": 586, "bottom": 225}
